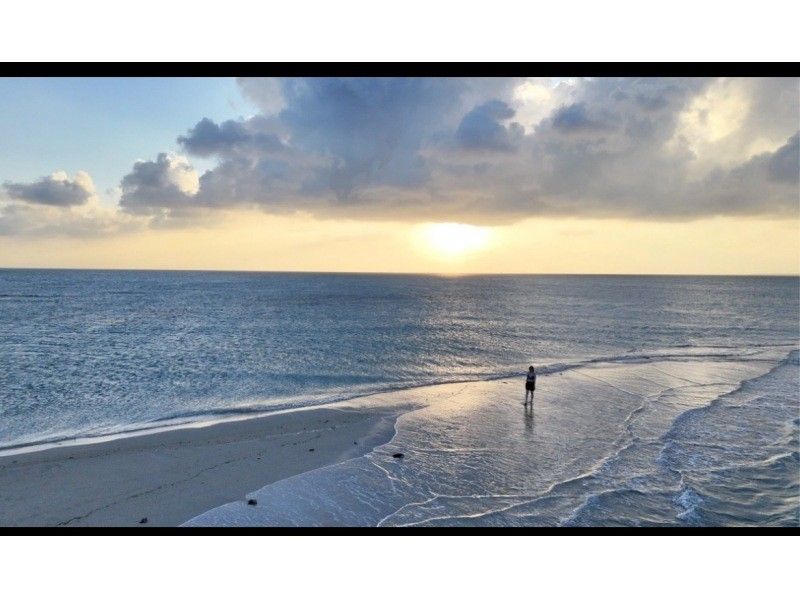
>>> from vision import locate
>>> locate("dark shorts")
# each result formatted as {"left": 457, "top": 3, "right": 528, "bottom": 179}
{"left": 525, "top": 382, "right": 535, "bottom": 391}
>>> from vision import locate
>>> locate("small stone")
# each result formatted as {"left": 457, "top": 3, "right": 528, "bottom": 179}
{"left": 353, "top": 441, "right": 358, "bottom": 445}
{"left": 392, "top": 453, "right": 404, "bottom": 459}
{"left": 139, "top": 517, "right": 148, "bottom": 524}
{"left": 308, "top": 448, "right": 315, "bottom": 452}
{"left": 247, "top": 499, "right": 257, "bottom": 506}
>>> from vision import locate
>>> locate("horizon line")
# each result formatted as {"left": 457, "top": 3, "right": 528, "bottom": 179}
{"left": 0, "top": 266, "right": 797, "bottom": 277}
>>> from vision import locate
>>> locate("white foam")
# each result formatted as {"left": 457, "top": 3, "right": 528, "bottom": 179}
{"left": 184, "top": 347, "right": 796, "bottom": 527}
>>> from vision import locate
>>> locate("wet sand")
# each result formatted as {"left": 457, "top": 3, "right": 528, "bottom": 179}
{"left": 0, "top": 405, "right": 400, "bottom": 527}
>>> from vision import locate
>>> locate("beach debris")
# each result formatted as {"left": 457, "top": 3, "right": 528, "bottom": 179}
{"left": 353, "top": 441, "right": 358, "bottom": 445}
{"left": 308, "top": 448, "right": 315, "bottom": 452}
{"left": 392, "top": 453, "right": 404, "bottom": 459}
{"left": 139, "top": 517, "right": 148, "bottom": 524}
{"left": 247, "top": 499, "right": 258, "bottom": 506}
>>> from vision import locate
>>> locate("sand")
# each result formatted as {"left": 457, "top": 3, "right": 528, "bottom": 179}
{"left": 0, "top": 405, "right": 401, "bottom": 527}
{"left": 3, "top": 346, "right": 792, "bottom": 528}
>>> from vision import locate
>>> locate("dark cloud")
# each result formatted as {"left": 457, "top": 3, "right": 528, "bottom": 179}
{"left": 121, "top": 78, "right": 484, "bottom": 214}
{"left": 2, "top": 172, "right": 93, "bottom": 206}
{"left": 690, "top": 133, "right": 800, "bottom": 218}
{"left": 116, "top": 77, "right": 799, "bottom": 226}
{"left": 119, "top": 153, "right": 199, "bottom": 217}
{"left": 766, "top": 132, "right": 799, "bottom": 184}
{"left": 275, "top": 77, "right": 466, "bottom": 197}
{"left": 550, "top": 102, "right": 612, "bottom": 134}
{"left": 0, "top": 170, "right": 144, "bottom": 237}
{"left": 177, "top": 116, "right": 286, "bottom": 158}
{"left": 456, "top": 100, "right": 523, "bottom": 151}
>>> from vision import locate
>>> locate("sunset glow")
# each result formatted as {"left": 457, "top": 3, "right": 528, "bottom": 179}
{"left": 0, "top": 77, "right": 797, "bottom": 274}
{"left": 416, "top": 223, "right": 492, "bottom": 260}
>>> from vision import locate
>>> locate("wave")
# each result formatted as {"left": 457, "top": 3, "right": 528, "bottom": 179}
{"left": 2, "top": 344, "right": 795, "bottom": 456}
{"left": 674, "top": 452, "right": 800, "bottom": 526}
{"left": 178, "top": 341, "right": 798, "bottom": 527}
{"left": 658, "top": 349, "right": 799, "bottom": 457}
{"left": 499, "top": 348, "right": 799, "bottom": 527}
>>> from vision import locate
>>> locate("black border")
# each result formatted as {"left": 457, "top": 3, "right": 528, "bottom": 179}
{"left": 1, "top": 63, "right": 798, "bottom": 536}
{"left": 0, "top": 62, "right": 798, "bottom": 77}
{"left": 5, "top": 525, "right": 798, "bottom": 535}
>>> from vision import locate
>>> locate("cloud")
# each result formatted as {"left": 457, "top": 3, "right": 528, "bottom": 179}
{"left": 0, "top": 173, "right": 143, "bottom": 237}
{"left": 511, "top": 78, "right": 578, "bottom": 131}
{"left": 122, "top": 78, "right": 491, "bottom": 214}
{"left": 550, "top": 102, "right": 612, "bottom": 134}
{"left": 488, "top": 77, "right": 798, "bottom": 220}
{"left": 177, "top": 117, "right": 286, "bottom": 158}
{"left": 0, "top": 170, "right": 141, "bottom": 236}
{"left": 237, "top": 77, "right": 286, "bottom": 114}
{"left": 767, "top": 132, "right": 800, "bottom": 183}
{"left": 2, "top": 171, "right": 94, "bottom": 206}
{"left": 116, "top": 77, "right": 798, "bottom": 227}
{"left": 119, "top": 153, "right": 200, "bottom": 219}
{"left": 273, "top": 77, "right": 467, "bottom": 196}
{"left": 688, "top": 133, "right": 800, "bottom": 217}
{"left": 0, "top": 200, "right": 141, "bottom": 237}
{"left": 456, "top": 100, "right": 523, "bottom": 151}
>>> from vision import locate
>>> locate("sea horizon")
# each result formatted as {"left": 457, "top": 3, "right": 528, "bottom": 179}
{"left": 2, "top": 266, "right": 798, "bottom": 277}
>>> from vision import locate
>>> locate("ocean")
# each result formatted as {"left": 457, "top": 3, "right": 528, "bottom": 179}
{"left": 2, "top": 270, "right": 798, "bottom": 525}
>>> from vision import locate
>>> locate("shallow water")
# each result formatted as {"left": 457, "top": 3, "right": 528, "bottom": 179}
{"left": 1, "top": 270, "right": 797, "bottom": 450}
{"left": 185, "top": 347, "right": 799, "bottom": 527}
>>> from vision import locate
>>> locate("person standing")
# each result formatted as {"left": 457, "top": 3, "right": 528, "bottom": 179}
{"left": 524, "top": 365, "right": 536, "bottom": 406}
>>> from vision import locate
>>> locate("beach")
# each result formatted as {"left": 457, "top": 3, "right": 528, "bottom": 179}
{"left": 185, "top": 347, "right": 799, "bottom": 527}
{"left": 0, "top": 405, "right": 401, "bottom": 527}
{"left": 1, "top": 271, "right": 798, "bottom": 527}
{"left": 2, "top": 345, "right": 796, "bottom": 527}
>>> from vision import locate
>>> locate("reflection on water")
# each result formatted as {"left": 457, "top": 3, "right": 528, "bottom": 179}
{"left": 2, "top": 270, "right": 797, "bottom": 448}
{"left": 524, "top": 402, "right": 534, "bottom": 433}
{"left": 185, "top": 347, "right": 799, "bottom": 527}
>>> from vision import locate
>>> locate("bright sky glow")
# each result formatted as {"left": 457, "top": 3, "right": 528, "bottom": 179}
{"left": 0, "top": 77, "right": 797, "bottom": 274}
{"left": 416, "top": 223, "right": 492, "bottom": 260}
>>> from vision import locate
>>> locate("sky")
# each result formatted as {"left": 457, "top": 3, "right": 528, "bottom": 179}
{"left": 0, "top": 76, "right": 798, "bottom": 274}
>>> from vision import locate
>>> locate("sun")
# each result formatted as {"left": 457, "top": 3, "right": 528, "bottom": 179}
{"left": 415, "top": 222, "right": 491, "bottom": 259}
